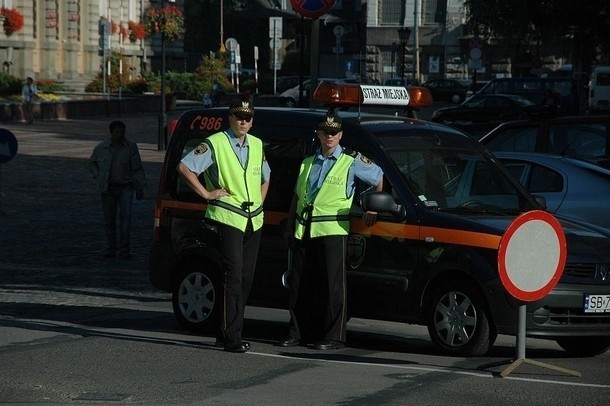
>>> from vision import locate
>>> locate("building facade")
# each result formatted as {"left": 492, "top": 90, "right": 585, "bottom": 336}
{"left": 258, "top": 0, "right": 469, "bottom": 85}
{"left": 1, "top": 0, "right": 183, "bottom": 91}
{"left": 364, "top": 0, "right": 468, "bottom": 84}
{"left": 1, "top": 0, "right": 470, "bottom": 92}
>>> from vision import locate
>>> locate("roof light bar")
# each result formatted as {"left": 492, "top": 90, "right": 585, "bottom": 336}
{"left": 313, "top": 83, "right": 433, "bottom": 109}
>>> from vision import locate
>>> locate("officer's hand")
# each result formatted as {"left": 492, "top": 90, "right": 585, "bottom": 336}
{"left": 208, "top": 188, "right": 229, "bottom": 200}
{"left": 362, "top": 211, "right": 378, "bottom": 227}
{"left": 136, "top": 190, "right": 144, "bottom": 200}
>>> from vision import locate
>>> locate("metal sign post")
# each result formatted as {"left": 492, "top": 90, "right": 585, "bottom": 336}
{"left": 254, "top": 46, "right": 259, "bottom": 94}
{"left": 269, "top": 17, "right": 282, "bottom": 95}
{"left": 478, "top": 210, "right": 580, "bottom": 378}
{"left": 0, "top": 129, "right": 18, "bottom": 215}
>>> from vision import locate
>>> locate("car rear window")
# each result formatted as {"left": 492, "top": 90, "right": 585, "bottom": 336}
{"left": 485, "top": 126, "right": 538, "bottom": 153}
{"left": 548, "top": 123, "right": 607, "bottom": 159}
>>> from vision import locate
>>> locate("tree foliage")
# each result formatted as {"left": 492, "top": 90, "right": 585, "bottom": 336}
{"left": 464, "top": 0, "right": 610, "bottom": 74}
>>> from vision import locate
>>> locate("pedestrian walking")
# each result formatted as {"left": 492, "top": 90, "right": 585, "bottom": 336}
{"left": 88, "top": 120, "right": 147, "bottom": 259}
{"left": 177, "top": 99, "right": 270, "bottom": 353}
{"left": 277, "top": 113, "right": 383, "bottom": 350}
{"left": 21, "top": 77, "right": 38, "bottom": 124}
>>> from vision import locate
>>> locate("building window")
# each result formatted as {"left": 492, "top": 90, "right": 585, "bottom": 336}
{"left": 1, "top": 0, "right": 13, "bottom": 8}
{"left": 128, "top": 0, "right": 136, "bottom": 21}
{"left": 99, "top": 0, "right": 108, "bottom": 17}
{"left": 67, "top": 0, "right": 80, "bottom": 41}
{"left": 422, "top": 0, "right": 448, "bottom": 25}
{"left": 381, "top": 0, "right": 402, "bottom": 25}
{"left": 45, "top": 0, "right": 59, "bottom": 40}
{"left": 33, "top": 0, "right": 37, "bottom": 38}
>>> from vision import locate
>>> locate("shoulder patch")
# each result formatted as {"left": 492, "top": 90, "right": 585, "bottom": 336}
{"left": 360, "top": 154, "right": 373, "bottom": 164}
{"left": 194, "top": 142, "right": 208, "bottom": 155}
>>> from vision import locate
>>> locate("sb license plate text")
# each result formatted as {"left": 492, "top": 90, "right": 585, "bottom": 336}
{"left": 584, "top": 295, "right": 610, "bottom": 313}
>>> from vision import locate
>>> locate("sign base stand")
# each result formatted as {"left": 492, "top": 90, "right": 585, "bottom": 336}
{"left": 478, "top": 305, "right": 581, "bottom": 378}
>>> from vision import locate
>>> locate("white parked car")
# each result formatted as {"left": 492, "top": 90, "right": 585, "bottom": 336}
{"left": 279, "top": 78, "right": 358, "bottom": 107}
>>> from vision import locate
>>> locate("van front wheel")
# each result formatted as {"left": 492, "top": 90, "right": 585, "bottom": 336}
{"left": 172, "top": 264, "right": 221, "bottom": 333}
{"left": 427, "top": 280, "right": 492, "bottom": 356}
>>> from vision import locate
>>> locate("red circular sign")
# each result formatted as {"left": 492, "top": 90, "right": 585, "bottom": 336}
{"left": 497, "top": 210, "right": 567, "bottom": 302}
{"left": 290, "top": 0, "right": 336, "bottom": 19}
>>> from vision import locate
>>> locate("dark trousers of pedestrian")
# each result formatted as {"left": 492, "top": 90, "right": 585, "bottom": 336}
{"left": 217, "top": 220, "right": 261, "bottom": 345}
{"left": 287, "top": 234, "right": 348, "bottom": 344}
{"left": 101, "top": 184, "right": 133, "bottom": 256}
{"left": 23, "top": 101, "right": 34, "bottom": 124}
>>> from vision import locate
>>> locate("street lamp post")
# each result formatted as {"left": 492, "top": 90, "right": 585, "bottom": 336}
{"left": 158, "top": 26, "right": 166, "bottom": 151}
{"left": 157, "top": 0, "right": 175, "bottom": 152}
{"left": 391, "top": 42, "right": 397, "bottom": 79}
{"left": 397, "top": 27, "right": 411, "bottom": 83}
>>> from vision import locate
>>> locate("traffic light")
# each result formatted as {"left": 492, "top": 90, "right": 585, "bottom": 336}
{"left": 98, "top": 19, "right": 110, "bottom": 56}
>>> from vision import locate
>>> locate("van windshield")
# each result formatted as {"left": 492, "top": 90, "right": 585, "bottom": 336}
{"left": 382, "top": 142, "right": 536, "bottom": 213}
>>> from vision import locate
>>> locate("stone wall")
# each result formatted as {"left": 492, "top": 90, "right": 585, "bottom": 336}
{"left": 0, "top": 95, "right": 163, "bottom": 122}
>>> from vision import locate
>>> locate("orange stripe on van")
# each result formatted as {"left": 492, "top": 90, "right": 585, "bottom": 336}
{"left": 351, "top": 220, "right": 501, "bottom": 250}
{"left": 419, "top": 226, "right": 501, "bottom": 249}
{"left": 155, "top": 201, "right": 288, "bottom": 225}
{"left": 156, "top": 199, "right": 207, "bottom": 215}
{"left": 351, "top": 221, "right": 419, "bottom": 239}
{"left": 155, "top": 200, "right": 501, "bottom": 250}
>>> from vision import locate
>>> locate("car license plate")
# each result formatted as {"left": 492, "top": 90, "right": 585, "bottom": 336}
{"left": 584, "top": 295, "right": 610, "bottom": 313}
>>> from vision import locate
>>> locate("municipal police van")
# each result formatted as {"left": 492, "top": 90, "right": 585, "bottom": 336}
{"left": 150, "top": 83, "right": 610, "bottom": 357}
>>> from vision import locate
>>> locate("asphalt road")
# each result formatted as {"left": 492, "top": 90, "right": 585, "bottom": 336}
{"left": 0, "top": 108, "right": 609, "bottom": 404}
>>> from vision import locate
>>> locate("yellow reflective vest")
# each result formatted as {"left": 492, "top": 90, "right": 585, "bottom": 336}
{"left": 204, "top": 132, "right": 264, "bottom": 232}
{"left": 294, "top": 151, "right": 355, "bottom": 239}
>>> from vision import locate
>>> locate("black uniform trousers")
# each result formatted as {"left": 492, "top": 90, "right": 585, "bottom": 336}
{"left": 217, "top": 220, "right": 261, "bottom": 344}
{"left": 287, "top": 234, "right": 348, "bottom": 344}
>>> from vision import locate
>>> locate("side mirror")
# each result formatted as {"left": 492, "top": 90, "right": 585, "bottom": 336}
{"left": 362, "top": 192, "right": 405, "bottom": 218}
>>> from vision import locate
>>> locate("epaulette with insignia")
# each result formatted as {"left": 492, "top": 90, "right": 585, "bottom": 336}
{"left": 343, "top": 147, "right": 357, "bottom": 157}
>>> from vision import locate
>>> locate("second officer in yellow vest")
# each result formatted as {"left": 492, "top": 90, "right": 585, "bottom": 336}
{"left": 177, "top": 100, "right": 270, "bottom": 353}
{"left": 278, "top": 113, "right": 383, "bottom": 350}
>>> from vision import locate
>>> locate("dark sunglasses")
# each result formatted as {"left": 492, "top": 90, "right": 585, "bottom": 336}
{"left": 319, "top": 129, "right": 339, "bottom": 136}
{"left": 233, "top": 114, "right": 253, "bottom": 123}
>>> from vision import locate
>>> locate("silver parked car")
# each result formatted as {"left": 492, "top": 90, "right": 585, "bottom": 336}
{"left": 495, "top": 151, "right": 610, "bottom": 229}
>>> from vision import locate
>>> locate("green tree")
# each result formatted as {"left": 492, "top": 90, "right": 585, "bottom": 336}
{"left": 194, "top": 52, "right": 233, "bottom": 97}
{"left": 85, "top": 52, "right": 134, "bottom": 93}
{"left": 465, "top": 0, "right": 610, "bottom": 76}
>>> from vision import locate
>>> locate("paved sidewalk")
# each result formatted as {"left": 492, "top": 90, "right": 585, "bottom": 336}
{"left": 0, "top": 111, "right": 184, "bottom": 294}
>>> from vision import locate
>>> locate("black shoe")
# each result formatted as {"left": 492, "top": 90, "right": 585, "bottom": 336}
{"left": 216, "top": 339, "right": 250, "bottom": 351}
{"left": 276, "top": 337, "right": 300, "bottom": 347}
{"left": 224, "top": 340, "right": 250, "bottom": 353}
{"left": 313, "top": 340, "right": 345, "bottom": 350}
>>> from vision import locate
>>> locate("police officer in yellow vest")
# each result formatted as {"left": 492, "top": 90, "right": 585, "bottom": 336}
{"left": 177, "top": 100, "right": 270, "bottom": 353}
{"left": 277, "top": 114, "right": 383, "bottom": 350}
